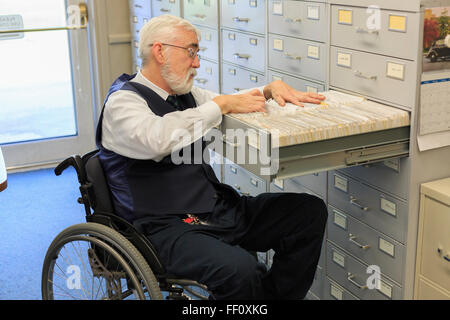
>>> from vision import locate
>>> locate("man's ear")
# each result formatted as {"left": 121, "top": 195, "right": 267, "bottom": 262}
{"left": 152, "top": 42, "right": 166, "bottom": 64}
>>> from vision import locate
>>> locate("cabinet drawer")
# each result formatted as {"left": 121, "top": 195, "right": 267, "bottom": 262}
{"left": 269, "top": 34, "right": 327, "bottom": 82}
{"left": 195, "top": 59, "right": 220, "bottom": 92}
{"left": 221, "top": 0, "right": 266, "bottom": 35}
{"left": 329, "top": 46, "right": 417, "bottom": 109}
{"left": 324, "top": 277, "right": 359, "bottom": 300}
{"left": 129, "top": 0, "right": 151, "bottom": 16}
{"left": 183, "top": 0, "right": 219, "bottom": 28}
{"left": 222, "top": 31, "right": 266, "bottom": 73}
{"left": 268, "top": 0, "right": 328, "bottom": 43}
{"left": 221, "top": 63, "right": 266, "bottom": 94}
{"left": 151, "top": 0, "right": 181, "bottom": 17}
{"left": 197, "top": 26, "right": 219, "bottom": 61}
{"left": 419, "top": 195, "right": 450, "bottom": 291}
{"left": 337, "top": 157, "right": 409, "bottom": 200}
{"left": 327, "top": 205, "right": 405, "bottom": 284}
{"left": 328, "top": 171, "right": 408, "bottom": 244}
{"left": 331, "top": 5, "right": 420, "bottom": 61}
{"left": 327, "top": 242, "right": 403, "bottom": 300}
{"left": 224, "top": 159, "right": 266, "bottom": 196}
{"left": 268, "top": 70, "right": 325, "bottom": 93}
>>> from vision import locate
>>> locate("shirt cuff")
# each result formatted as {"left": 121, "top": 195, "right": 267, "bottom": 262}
{"left": 196, "top": 100, "right": 223, "bottom": 128}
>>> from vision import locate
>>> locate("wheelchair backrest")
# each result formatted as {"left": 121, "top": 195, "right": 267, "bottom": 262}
{"left": 85, "top": 154, "right": 115, "bottom": 214}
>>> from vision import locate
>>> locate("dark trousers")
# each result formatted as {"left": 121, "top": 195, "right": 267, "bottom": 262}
{"left": 146, "top": 192, "right": 328, "bottom": 300}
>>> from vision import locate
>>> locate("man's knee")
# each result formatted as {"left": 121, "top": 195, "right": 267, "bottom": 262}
{"left": 211, "top": 251, "right": 266, "bottom": 299}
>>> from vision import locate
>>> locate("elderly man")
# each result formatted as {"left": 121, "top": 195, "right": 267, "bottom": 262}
{"left": 0, "top": 147, "right": 6, "bottom": 192}
{"left": 96, "top": 14, "right": 327, "bottom": 299}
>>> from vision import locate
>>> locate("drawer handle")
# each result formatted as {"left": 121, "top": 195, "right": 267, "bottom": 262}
{"left": 347, "top": 273, "right": 368, "bottom": 290}
{"left": 198, "top": 46, "right": 208, "bottom": 52}
{"left": 354, "top": 70, "right": 377, "bottom": 81}
{"left": 233, "top": 53, "right": 250, "bottom": 60}
{"left": 194, "top": 78, "right": 208, "bottom": 84}
{"left": 233, "top": 17, "right": 250, "bottom": 23}
{"left": 234, "top": 184, "right": 250, "bottom": 196}
{"left": 349, "top": 196, "right": 369, "bottom": 211}
{"left": 284, "top": 52, "right": 302, "bottom": 61}
{"left": 193, "top": 13, "right": 206, "bottom": 19}
{"left": 284, "top": 16, "right": 302, "bottom": 23}
{"left": 160, "top": 8, "right": 171, "bottom": 13}
{"left": 348, "top": 234, "right": 371, "bottom": 250}
{"left": 355, "top": 27, "right": 379, "bottom": 35}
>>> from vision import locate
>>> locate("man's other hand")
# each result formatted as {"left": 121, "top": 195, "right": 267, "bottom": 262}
{"left": 263, "top": 80, "right": 325, "bottom": 107}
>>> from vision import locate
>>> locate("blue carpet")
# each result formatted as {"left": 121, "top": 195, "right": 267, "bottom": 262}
{"left": 0, "top": 167, "right": 85, "bottom": 300}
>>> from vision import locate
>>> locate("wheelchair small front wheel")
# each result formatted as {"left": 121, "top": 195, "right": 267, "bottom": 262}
{"left": 41, "top": 223, "right": 162, "bottom": 300}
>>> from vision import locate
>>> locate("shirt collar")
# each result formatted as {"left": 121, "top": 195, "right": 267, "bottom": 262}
{"left": 132, "top": 70, "right": 170, "bottom": 101}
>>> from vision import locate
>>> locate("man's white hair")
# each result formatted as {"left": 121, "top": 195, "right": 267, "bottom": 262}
{"left": 139, "top": 14, "right": 200, "bottom": 67}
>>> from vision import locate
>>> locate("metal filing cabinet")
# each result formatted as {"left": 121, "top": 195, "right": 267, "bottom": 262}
{"left": 414, "top": 177, "right": 450, "bottom": 299}
{"left": 126, "top": 0, "right": 450, "bottom": 301}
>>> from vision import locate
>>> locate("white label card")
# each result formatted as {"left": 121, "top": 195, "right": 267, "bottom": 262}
{"left": 330, "top": 284, "right": 343, "bottom": 300}
{"left": 205, "top": 67, "right": 212, "bottom": 75}
{"left": 273, "top": 1, "right": 283, "bottom": 15}
{"left": 383, "top": 159, "right": 400, "bottom": 172}
{"left": 386, "top": 62, "right": 405, "bottom": 80}
{"left": 379, "top": 237, "right": 395, "bottom": 257}
{"left": 337, "top": 52, "right": 352, "bottom": 68}
{"left": 272, "top": 75, "right": 282, "bottom": 81}
{"left": 334, "top": 175, "right": 348, "bottom": 193}
{"left": 306, "top": 86, "right": 318, "bottom": 93}
{"left": 307, "top": 6, "right": 320, "bottom": 20}
{"left": 307, "top": 45, "right": 320, "bottom": 59}
{"left": 380, "top": 197, "right": 397, "bottom": 217}
{"left": 333, "top": 210, "right": 347, "bottom": 230}
{"left": 273, "top": 38, "right": 283, "bottom": 51}
{"left": 378, "top": 280, "right": 393, "bottom": 299}
{"left": 274, "top": 178, "right": 284, "bottom": 189}
{"left": 332, "top": 250, "right": 345, "bottom": 268}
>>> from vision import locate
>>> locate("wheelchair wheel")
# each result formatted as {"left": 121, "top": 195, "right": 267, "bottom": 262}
{"left": 42, "top": 223, "right": 163, "bottom": 300}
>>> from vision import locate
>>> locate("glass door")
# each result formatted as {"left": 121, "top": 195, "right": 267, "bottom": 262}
{"left": 0, "top": 0, "right": 96, "bottom": 169}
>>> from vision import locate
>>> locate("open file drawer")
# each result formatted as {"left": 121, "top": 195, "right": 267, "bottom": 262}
{"left": 211, "top": 95, "right": 410, "bottom": 183}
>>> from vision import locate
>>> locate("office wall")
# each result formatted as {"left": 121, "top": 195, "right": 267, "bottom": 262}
{"left": 88, "top": 0, "right": 133, "bottom": 120}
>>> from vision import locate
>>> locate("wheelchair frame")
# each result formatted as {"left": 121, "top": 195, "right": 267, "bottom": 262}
{"left": 42, "top": 150, "right": 210, "bottom": 300}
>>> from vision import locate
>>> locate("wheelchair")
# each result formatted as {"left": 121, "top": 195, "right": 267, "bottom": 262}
{"left": 41, "top": 150, "right": 211, "bottom": 300}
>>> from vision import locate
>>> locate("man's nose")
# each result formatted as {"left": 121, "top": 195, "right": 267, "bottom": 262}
{"left": 192, "top": 55, "right": 200, "bottom": 68}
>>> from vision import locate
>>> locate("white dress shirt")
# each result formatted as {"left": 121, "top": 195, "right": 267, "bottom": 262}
{"left": 101, "top": 70, "right": 263, "bottom": 162}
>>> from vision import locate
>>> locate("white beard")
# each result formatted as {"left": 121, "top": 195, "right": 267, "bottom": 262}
{"left": 161, "top": 61, "right": 197, "bottom": 95}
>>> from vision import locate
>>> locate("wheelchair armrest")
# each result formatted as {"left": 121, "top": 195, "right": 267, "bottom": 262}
{"left": 54, "top": 155, "right": 87, "bottom": 184}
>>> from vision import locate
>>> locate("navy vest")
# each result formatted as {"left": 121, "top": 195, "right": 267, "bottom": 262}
{"left": 96, "top": 73, "right": 238, "bottom": 223}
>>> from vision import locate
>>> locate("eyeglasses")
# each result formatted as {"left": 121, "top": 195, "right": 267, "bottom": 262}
{"left": 150, "top": 43, "right": 200, "bottom": 59}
